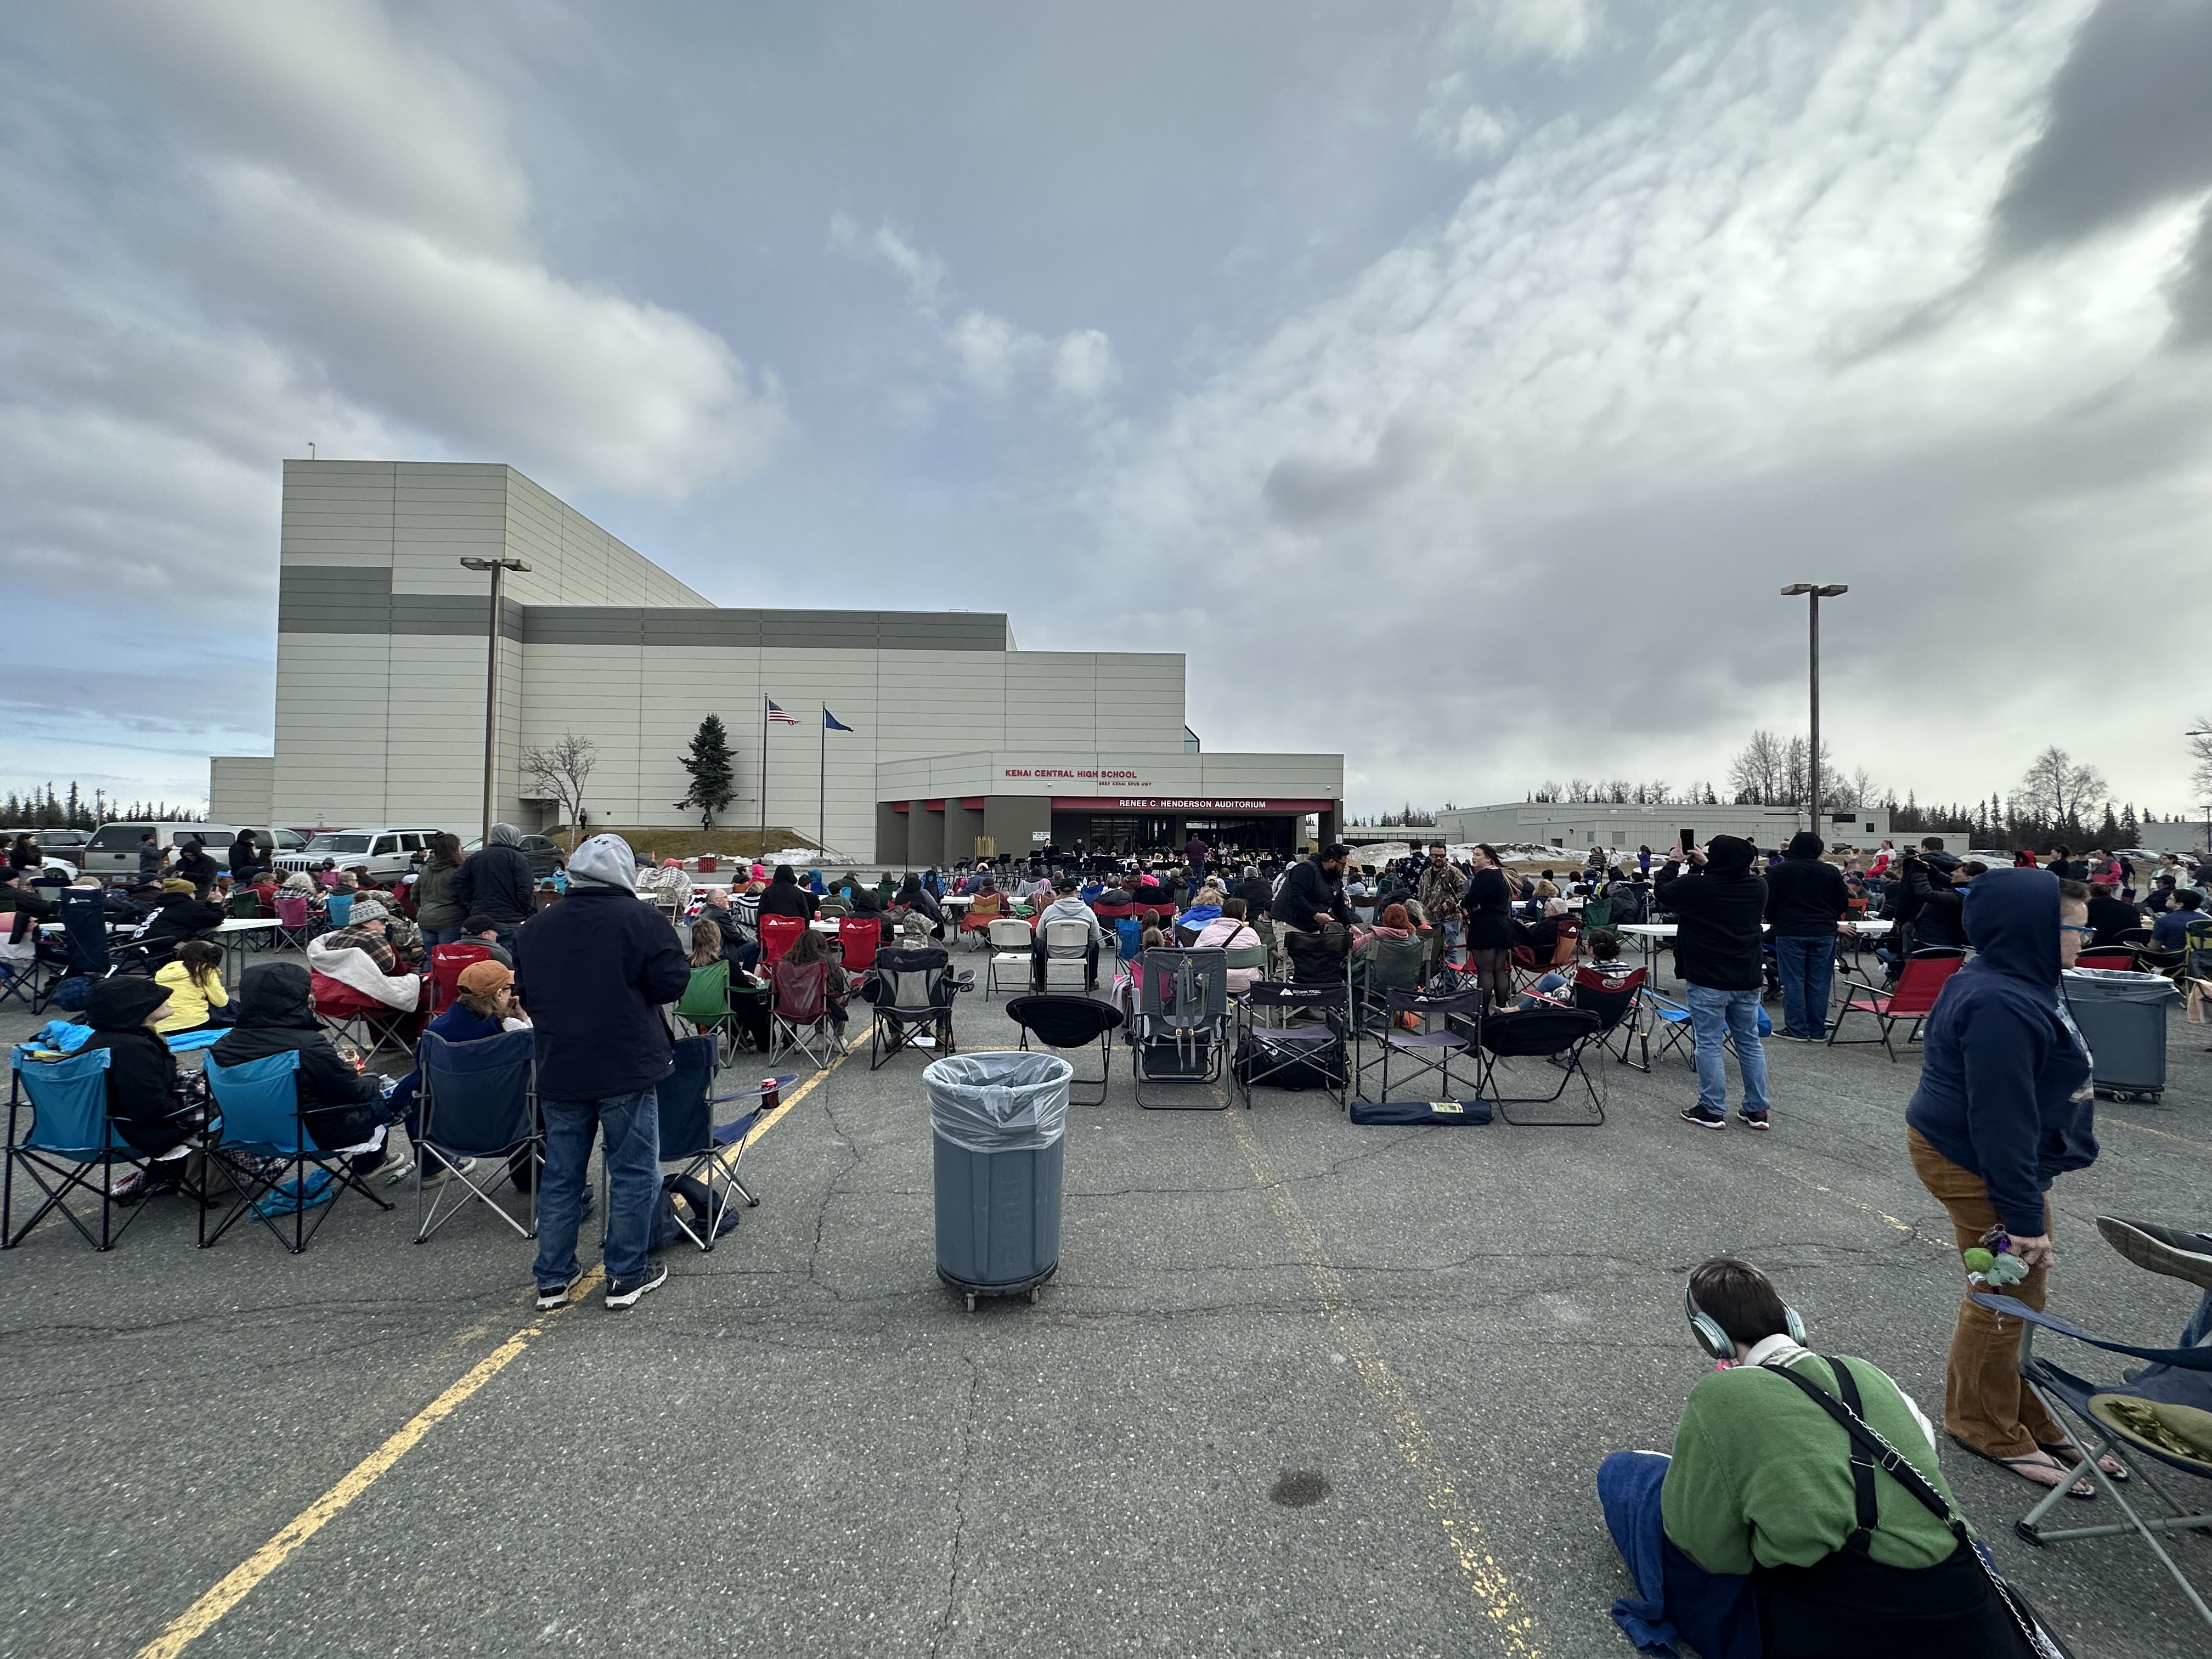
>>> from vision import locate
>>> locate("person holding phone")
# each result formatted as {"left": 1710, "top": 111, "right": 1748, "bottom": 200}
{"left": 1654, "top": 834, "right": 1773, "bottom": 1130}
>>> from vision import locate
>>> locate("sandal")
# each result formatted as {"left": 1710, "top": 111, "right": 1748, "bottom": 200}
{"left": 1948, "top": 1435, "right": 2095, "bottom": 1500}
{"left": 2041, "top": 1441, "right": 2129, "bottom": 1483}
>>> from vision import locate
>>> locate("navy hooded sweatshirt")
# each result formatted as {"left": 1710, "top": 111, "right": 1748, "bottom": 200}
{"left": 1905, "top": 867, "right": 2095, "bottom": 1236}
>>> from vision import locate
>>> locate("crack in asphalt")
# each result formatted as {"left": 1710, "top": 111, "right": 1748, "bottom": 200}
{"left": 928, "top": 1356, "right": 983, "bottom": 1659}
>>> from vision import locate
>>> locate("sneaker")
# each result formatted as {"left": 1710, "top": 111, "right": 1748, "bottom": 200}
{"left": 1680, "top": 1105, "right": 1728, "bottom": 1130}
{"left": 419, "top": 1157, "right": 478, "bottom": 1190}
{"left": 535, "top": 1268, "right": 586, "bottom": 1311}
{"left": 1738, "top": 1110, "right": 1770, "bottom": 1131}
{"left": 605, "top": 1261, "right": 669, "bottom": 1310}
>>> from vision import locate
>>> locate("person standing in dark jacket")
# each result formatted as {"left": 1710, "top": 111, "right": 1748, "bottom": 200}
{"left": 516, "top": 834, "right": 691, "bottom": 1312}
{"left": 1905, "top": 871, "right": 2111, "bottom": 1498}
{"left": 173, "top": 838, "right": 219, "bottom": 900}
{"left": 1902, "top": 859, "right": 1985, "bottom": 953}
{"left": 1654, "top": 836, "right": 1771, "bottom": 1131}
{"left": 210, "top": 962, "right": 390, "bottom": 1160}
{"left": 1763, "top": 832, "right": 1847, "bottom": 1041}
{"left": 413, "top": 832, "right": 467, "bottom": 946}
{"left": 1458, "top": 845, "right": 1516, "bottom": 1013}
{"left": 451, "top": 823, "right": 537, "bottom": 944}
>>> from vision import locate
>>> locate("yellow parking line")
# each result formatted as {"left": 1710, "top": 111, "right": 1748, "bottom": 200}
{"left": 134, "top": 1041, "right": 855, "bottom": 1658}
{"left": 1223, "top": 1107, "right": 1542, "bottom": 1657}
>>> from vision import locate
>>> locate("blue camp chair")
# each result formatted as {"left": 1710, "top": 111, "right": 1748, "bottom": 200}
{"left": 411, "top": 1029, "right": 540, "bottom": 1243}
{"left": 1971, "top": 1217, "right": 2212, "bottom": 1633}
{"left": 1113, "top": 916, "right": 1142, "bottom": 963}
{"left": 201, "top": 1051, "right": 393, "bottom": 1252}
{"left": 655, "top": 1035, "right": 773, "bottom": 1251}
{"left": 4, "top": 1045, "right": 194, "bottom": 1251}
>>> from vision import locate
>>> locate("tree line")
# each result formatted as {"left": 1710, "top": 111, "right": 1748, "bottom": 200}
{"left": 1, "top": 784, "right": 203, "bottom": 830}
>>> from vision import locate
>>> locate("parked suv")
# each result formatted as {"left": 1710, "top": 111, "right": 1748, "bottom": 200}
{"left": 272, "top": 828, "right": 447, "bottom": 883}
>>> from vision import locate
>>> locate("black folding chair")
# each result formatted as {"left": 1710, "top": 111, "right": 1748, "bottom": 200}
{"left": 1131, "top": 948, "right": 1229, "bottom": 1109}
{"left": 1355, "top": 986, "right": 1483, "bottom": 1104}
{"left": 1005, "top": 995, "right": 1122, "bottom": 1106}
{"left": 865, "top": 946, "right": 972, "bottom": 1071}
{"left": 1232, "top": 981, "right": 1348, "bottom": 1109}
{"left": 1474, "top": 1007, "right": 1607, "bottom": 1126}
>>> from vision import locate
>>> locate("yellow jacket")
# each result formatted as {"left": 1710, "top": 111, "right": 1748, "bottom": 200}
{"left": 154, "top": 961, "right": 228, "bottom": 1033}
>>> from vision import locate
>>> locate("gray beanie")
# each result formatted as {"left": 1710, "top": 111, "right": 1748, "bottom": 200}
{"left": 346, "top": 898, "right": 391, "bottom": 924}
{"left": 566, "top": 834, "right": 638, "bottom": 893}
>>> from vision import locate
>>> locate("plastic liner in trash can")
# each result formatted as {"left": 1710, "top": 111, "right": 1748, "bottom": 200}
{"left": 926, "top": 1052, "right": 1071, "bottom": 1308}
{"left": 2062, "top": 968, "right": 2181, "bottom": 1103}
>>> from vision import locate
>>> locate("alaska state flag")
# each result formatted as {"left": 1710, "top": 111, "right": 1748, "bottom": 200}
{"left": 823, "top": 708, "right": 854, "bottom": 731}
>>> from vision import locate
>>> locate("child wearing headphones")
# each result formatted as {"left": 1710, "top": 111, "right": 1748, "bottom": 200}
{"left": 1596, "top": 1258, "right": 2039, "bottom": 1658}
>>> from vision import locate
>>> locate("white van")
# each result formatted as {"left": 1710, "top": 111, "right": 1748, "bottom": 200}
{"left": 81, "top": 823, "right": 310, "bottom": 878}
{"left": 272, "top": 827, "right": 447, "bottom": 883}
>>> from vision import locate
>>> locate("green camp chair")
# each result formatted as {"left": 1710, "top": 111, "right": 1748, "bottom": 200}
{"left": 676, "top": 961, "right": 737, "bottom": 1062}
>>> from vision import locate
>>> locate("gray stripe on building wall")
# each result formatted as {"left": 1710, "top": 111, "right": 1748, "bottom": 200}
{"left": 280, "top": 566, "right": 1008, "bottom": 651}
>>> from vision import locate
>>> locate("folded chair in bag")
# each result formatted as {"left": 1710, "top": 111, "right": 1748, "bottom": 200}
{"left": 769, "top": 957, "right": 842, "bottom": 1070}
{"left": 757, "top": 914, "right": 804, "bottom": 968}
{"left": 1131, "top": 947, "right": 1229, "bottom": 1109}
{"left": 1827, "top": 948, "right": 1964, "bottom": 1062}
{"left": 1971, "top": 1220, "right": 2212, "bottom": 1633}
{"left": 200, "top": 1051, "right": 394, "bottom": 1252}
{"left": 1005, "top": 995, "right": 1122, "bottom": 1107}
{"left": 866, "top": 946, "right": 970, "bottom": 1070}
{"left": 5, "top": 1046, "right": 198, "bottom": 1251}
{"left": 1232, "top": 981, "right": 1348, "bottom": 1109}
{"left": 1355, "top": 986, "right": 1484, "bottom": 1107}
{"left": 1474, "top": 1007, "right": 1607, "bottom": 1127}
{"left": 411, "top": 1028, "right": 540, "bottom": 1243}
{"left": 1036, "top": 917, "right": 1098, "bottom": 993}
{"left": 984, "top": 917, "right": 1035, "bottom": 998}
{"left": 652, "top": 1036, "right": 782, "bottom": 1251}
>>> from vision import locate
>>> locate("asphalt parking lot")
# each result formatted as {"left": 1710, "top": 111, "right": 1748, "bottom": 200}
{"left": 2, "top": 945, "right": 2207, "bottom": 1658}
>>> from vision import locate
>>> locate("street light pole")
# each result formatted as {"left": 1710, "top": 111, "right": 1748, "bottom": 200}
{"left": 460, "top": 556, "right": 531, "bottom": 844}
{"left": 1780, "top": 584, "right": 1848, "bottom": 839}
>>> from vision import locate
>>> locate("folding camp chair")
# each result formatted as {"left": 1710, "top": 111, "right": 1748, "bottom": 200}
{"left": 1350, "top": 934, "right": 1428, "bottom": 1032}
{"left": 1131, "top": 947, "right": 1230, "bottom": 1109}
{"left": 652, "top": 1037, "right": 787, "bottom": 1250}
{"left": 1968, "top": 1217, "right": 2212, "bottom": 1633}
{"left": 1354, "top": 986, "right": 1483, "bottom": 1106}
{"left": 325, "top": 893, "right": 353, "bottom": 929}
{"left": 1475, "top": 1007, "right": 1607, "bottom": 1127}
{"left": 984, "top": 917, "right": 1035, "bottom": 998}
{"left": 837, "top": 914, "right": 882, "bottom": 974}
{"left": 865, "top": 946, "right": 971, "bottom": 1069}
{"left": 411, "top": 1028, "right": 540, "bottom": 1243}
{"left": 274, "top": 893, "right": 314, "bottom": 950}
{"left": 2075, "top": 948, "right": 2141, "bottom": 974}
{"left": 1232, "top": 981, "right": 1348, "bottom": 1109}
{"left": 1113, "top": 915, "right": 1142, "bottom": 964}
{"left": 427, "top": 941, "right": 494, "bottom": 1014}
{"left": 37, "top": 892, "right": 151, "bottom": 1013}
{"left": 200, "top": 1051, "right": 394, "bottom": 1252}
{"left": 4, "top": 1046, "right": 199, "bottom": 1251}
{"left": 1036, "top": 917, "right": 1099, "bottom": 992}
{"left": 1006, "top": 995, "right": 1123, "bottom": 1107}
{"left": 675, "top": 960, "right": 741, "bottom": 1062}
{"left": 757, "top": 914, "right": 804, "bottom": 968}
{"left": 0, "top": 925, "right": 38, "bottom": 1012}
{"left": 1827, "top": 947, "right": 1964, "bottom": 1061}
{"left": 1510, "top": 918, "right": 1582, "bottom": 994}
{"left": 769, "top": 957, "right": 842, "bottom": 1070}
{"left": 311, "top": 971, "right": 419, "bottom": 1063}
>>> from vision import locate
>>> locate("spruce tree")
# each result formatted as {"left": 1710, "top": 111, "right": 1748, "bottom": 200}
{"left": 676, "top": 714, "right": 737, "bottom": 827}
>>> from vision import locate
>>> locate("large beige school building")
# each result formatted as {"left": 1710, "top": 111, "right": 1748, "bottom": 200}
{"left": 212, "top": 461, "right": 1342, "bottom": 862}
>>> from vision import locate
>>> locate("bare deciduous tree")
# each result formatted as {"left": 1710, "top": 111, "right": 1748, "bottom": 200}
{"left": 521, "top": 733, "right": 598, "bottom": 851}
{"left": 2013, "top": 746, "right": 2107, "bottom": 828}
{"left": 2189, "top": 718, "right": 2212, "bottom": 807}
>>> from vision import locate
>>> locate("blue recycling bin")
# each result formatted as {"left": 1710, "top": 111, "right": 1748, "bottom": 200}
{"left": 926, "top": 1051, "right": 1070, "bottom": 1309}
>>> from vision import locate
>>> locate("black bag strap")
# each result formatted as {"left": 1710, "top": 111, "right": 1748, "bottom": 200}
{"left": 1825, "top": 1359, "right": 1880, "bottom": 1555}
{"left": 1761, "top": 1357, "right": 1963, "bottom": 1540}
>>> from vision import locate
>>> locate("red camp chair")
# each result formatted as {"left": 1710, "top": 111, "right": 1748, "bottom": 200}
{"left": 428, "top": 941, "right": 494, "bottom": 1014}
{"left": 2075, "top": 948, "right": 2138, "bottom": 974}
{"left": 274, "top": 894, "right": 313, "bottom": 950}
{"left": 838, "top": 915, "right": 881, "bottom": 974}
{"left": 311, "top": 972, "right": 422, "bottom": 1062}
{"left": 1826, "top": 949, "right": 1964, "bottom": 1062}
{"left": 758, "top": 915, "right": 805, "bottom": 967}
{"left": 769, "top": 957, "right": 840, "bottom": 1068}
{"left": 1511, "top": 918, "right": 1582, "bottom": 991}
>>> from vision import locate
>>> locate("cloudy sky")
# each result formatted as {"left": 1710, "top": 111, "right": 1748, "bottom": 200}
{"left": 5, "top": 0, "right": 2210, "bottom": 819}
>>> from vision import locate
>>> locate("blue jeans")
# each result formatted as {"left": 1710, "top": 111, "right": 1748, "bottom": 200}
{"left": 532, "top": 1088, "right": 661, "bottom": 1288}
{"left": 1686, "top": 983, "right": 1769, "bottom": 1115}
{"left": 1597, "top": 1451, "right": 1759, "bottom": 1658}
{"left": 1771, "top": 935, "right": 1835, "bottom": 1038}
{"left": 420, "top": 926, "right": 462, "bottom": 949}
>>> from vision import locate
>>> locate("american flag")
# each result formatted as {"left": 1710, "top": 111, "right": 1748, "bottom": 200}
{"left": 765, "top": 699, "right": 799, "bottom": 725}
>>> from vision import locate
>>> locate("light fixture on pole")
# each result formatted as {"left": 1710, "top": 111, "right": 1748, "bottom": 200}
{"left": 1779, "top": 584, "right": 1848, "bottom": 838}
{"left": 460, "top": 557, "right": 531, "bottom": 843}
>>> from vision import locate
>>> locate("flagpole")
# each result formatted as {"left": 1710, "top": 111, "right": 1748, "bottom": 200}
{"left": 759, "top": 693, "right": 769, "bottom": 864}
{"left": 819, "top": 707, "right": 827, "bottom": 856}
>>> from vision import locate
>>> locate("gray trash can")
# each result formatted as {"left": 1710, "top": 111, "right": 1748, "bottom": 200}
{"left": 927, "top": 1052, "right": 1072, "bottom": 1310}
{"left": 2062, "top": 968, "right": 2181, "bottom": 1103}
